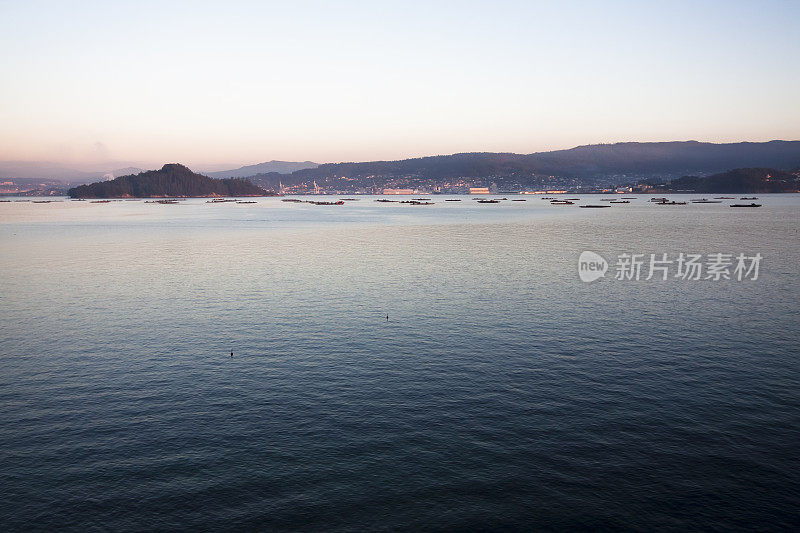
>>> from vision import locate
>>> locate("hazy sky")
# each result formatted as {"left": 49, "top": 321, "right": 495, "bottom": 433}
{"left": 1, "top": 0, "right": 798, "bottom": 169}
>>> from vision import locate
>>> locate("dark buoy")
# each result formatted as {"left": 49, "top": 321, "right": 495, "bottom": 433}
{"left": 230, "top": 350, "right": 233, "bottom": 358}
{"left": 386, "top": 314, "right": 389, "bottom": 321}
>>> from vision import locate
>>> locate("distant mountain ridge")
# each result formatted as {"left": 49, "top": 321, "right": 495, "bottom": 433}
{"left": 0, "top": 161, "right": 106, "bottom": 181}
{"left": 68, "top": 164, "right": 272, "bottom": 198}
{"left": 103, "top": 167, "right": 145, "bottom": 180}
{"left": 529, "top": 140, "right": 800, "bottom": 177}
{"left": 0, "top": 160, "right": 318, "bottom": 182}
{"left": 282, "top": 141, "right": 800, "bottom": 183}
{"left": 0, "top": 161, "right": 150, "bottom": 182}
{"left": 208, "top": 160, "right": 318, "bottom": 179}
{"left": 6, "top": 141, "right": 800, "bottom": 184}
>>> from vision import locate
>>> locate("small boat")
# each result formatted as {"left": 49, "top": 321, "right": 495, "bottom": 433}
{"left": 207, "top": 198, "right": 237, "bottom": 203}
{"left": 477, "top": 199, "right": 499, "bottom": 204}
{"left": 550, "top": 200, "right": 574, "bottom": 205}
{"left": 375, "top": 199, "right": 397, "bottom": 202}
{"left": 412, "top": 198, "right": 430, "bottom": 201}
{"left": 339, "top": 198, "right": 359, "bottom": 201}
{"left": 445, "top": 199, "right": 462, "bottom": 201}
{"left": 90, "top": 200, "right": 112, "bottom": 203}
{"left": 649, "top": 197, "right": 668, "bottom": 203}
{"left": 714, "top": 197, "right": 735, "bottom": 199}
{"left": 656, "top": 201, "right": 687, "bottom": 205}
{"left": 308, "top": 200, "right": 345, "bottom": 205}
{"left": 610, "top": 200, "right": 630, "bottom": 204}
{"left": 621, "top": 197, "right": 637, "bottom": 200}
{"left": 740, "top": 197, "right": 759, "bottom": 200}
{"left": 400, "top": 200, "right": 433, "bottom": 205}
{"left": 281, "top": 198, "right": 302, "bottom": 202}
{"left": 236, "top": 201, "right": 257, "bottom": 204}
{"left": 691, "top": 199, "right": 722, "bottom": 203}
{"left": 32, "top": 200, "right": 55, "bottom": 203}
{"left": 730, "top": 203, "right": 762, "bottom": 208}
{"left": 579, "top": 205, "right": 610, "bottom": 208}
{"left": 511, "top": 199, "right": 526, "bottom": 201}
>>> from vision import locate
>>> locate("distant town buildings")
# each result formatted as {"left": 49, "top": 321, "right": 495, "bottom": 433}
{"left": 0, "top": 179, "right": 67, "bottom": 196}
{"left": 469, "top": 187, "right": 490, "bottom": 194}
{"left": 383, "top": 188, "right": 416, "bottom": 195}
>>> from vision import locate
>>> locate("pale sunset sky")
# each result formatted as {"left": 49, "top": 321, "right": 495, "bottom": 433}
{"left": 1, "top": 0, "right": 798, "bottom": 169}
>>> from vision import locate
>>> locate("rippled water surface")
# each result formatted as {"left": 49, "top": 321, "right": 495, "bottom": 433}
{"left": 1, "top": 195, "right": 799, "bottom": 531}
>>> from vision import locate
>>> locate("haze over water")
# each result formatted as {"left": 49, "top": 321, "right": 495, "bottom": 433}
{"left": 1, "top": 196, "right": 798, "bottom": 530}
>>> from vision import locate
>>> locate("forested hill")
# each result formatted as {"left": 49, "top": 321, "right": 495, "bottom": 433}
{"left": 68, "top": 164, "right": 273, "bottom": 198}
{"left": 664, "top": 168, "right": 800, "bottom": 193}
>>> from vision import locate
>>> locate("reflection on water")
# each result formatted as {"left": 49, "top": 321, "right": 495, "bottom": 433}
{"left": 1, "top": 195, "right": 799, "bottom": 531}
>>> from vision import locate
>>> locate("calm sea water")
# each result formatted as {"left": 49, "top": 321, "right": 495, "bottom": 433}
{"left": 1, "top": 195, "right": 799, "bottom": 531}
